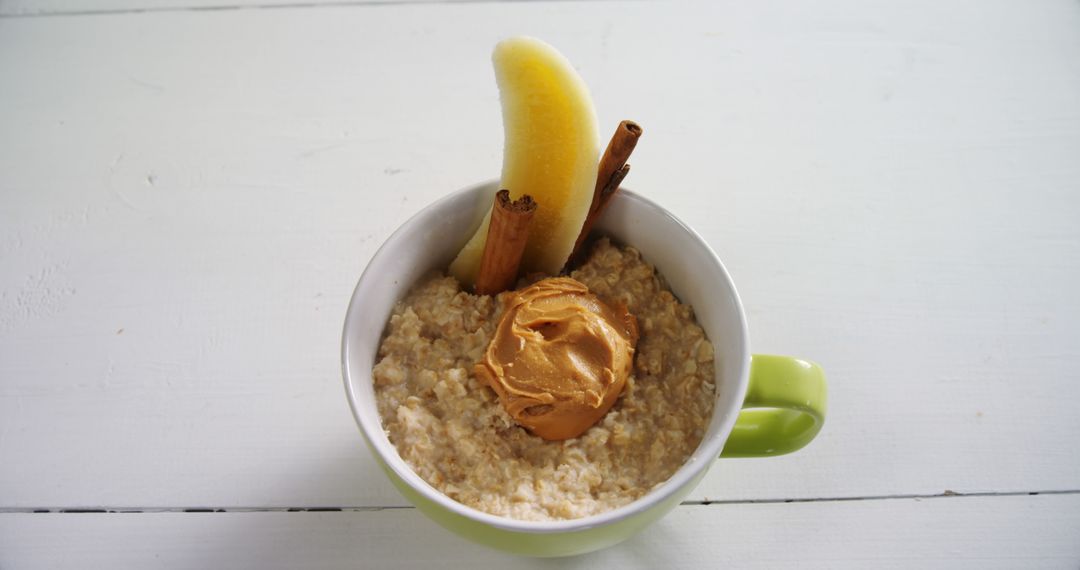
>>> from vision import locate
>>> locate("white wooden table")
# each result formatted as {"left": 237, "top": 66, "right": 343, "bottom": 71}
{"left": 2, "top": 0, "right": 1079, "bottom": 567}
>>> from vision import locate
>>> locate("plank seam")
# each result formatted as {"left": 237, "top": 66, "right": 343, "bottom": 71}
{"left": 684, "top": 489, "right": 1080, "bottom": 505}
{"left": 2, "top": 489, "right": 1077, "bottom": 513}
{"left": 0, "top": 0, "right": 608, "bottom": 19}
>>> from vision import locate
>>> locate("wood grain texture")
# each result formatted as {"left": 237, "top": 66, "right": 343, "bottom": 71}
{"left": 1, "top": 0, "right": 1079, "bottom": 516}
{"left": 2, "top": 495, "right": 1079, "bottom": 568}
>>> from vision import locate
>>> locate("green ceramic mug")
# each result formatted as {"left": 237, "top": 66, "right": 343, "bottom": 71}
{"left": 342, "top": 181, "right": 827, "bottom": 557}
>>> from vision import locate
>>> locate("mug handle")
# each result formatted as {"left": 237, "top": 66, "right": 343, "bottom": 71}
{"left": 720, "top": 354, "right": 828, "bottom": 457}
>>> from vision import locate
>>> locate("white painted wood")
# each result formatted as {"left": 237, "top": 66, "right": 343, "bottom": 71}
{"left": 0, "top": 0, "right": 445, "bottom": 17}
{"left": 2, "top": 495, "right": 1079, "bottom": 568}
{"left": 1, "top": 0, "right": 1079, "bottom": 519}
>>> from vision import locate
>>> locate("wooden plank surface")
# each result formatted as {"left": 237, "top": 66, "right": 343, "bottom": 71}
{"left": 0, "top": 0, "right": 437, "bottom": 17}
{"left": 1, "top": 6, "right": 1079, "bottom": 569}
{"left": 2, "top": 0, "right": 1079, "bottom": 511}
{"left": 3, "top": 494, "right": 1079, "bottom": 568}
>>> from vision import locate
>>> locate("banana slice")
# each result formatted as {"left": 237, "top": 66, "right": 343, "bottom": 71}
{"left": 449, "top": 36, "right": 600, "bottom": 287}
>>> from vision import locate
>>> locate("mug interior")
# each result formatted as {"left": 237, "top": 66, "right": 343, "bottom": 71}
{"left": 342, "top": 180, "right": 750, "bottom": 533}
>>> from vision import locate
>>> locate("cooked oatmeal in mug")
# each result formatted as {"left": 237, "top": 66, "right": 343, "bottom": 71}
{"left": 373, "top": 238, "right": 716, "bottom": 521}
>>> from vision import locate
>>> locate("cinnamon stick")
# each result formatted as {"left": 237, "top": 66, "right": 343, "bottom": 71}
{"left": 565, "top": 120, "right": 642, "bottom": 269}
{"left": 475, "top": 189, "right": 537, "bottom": 296}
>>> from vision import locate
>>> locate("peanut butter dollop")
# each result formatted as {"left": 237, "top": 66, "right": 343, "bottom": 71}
{"left": 475, "top": 277, "right": 639, "bottom": 440}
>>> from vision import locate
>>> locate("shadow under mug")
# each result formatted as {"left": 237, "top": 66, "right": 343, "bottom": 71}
{"left": 342, "top": 180, "right": 827, "bottom": 557}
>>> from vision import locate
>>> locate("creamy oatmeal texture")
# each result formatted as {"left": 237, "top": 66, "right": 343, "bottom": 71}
{"left": 373, "top": 238, "right": 716, "bottom": 521}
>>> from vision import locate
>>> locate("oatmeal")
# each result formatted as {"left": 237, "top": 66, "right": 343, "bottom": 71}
{"left": 373, "top": 238, "right": 716, "bottom": 521}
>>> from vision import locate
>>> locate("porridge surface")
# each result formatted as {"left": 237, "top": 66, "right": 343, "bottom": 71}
{"left": 373, "top": 238, "right": 716, "bottom": 521}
